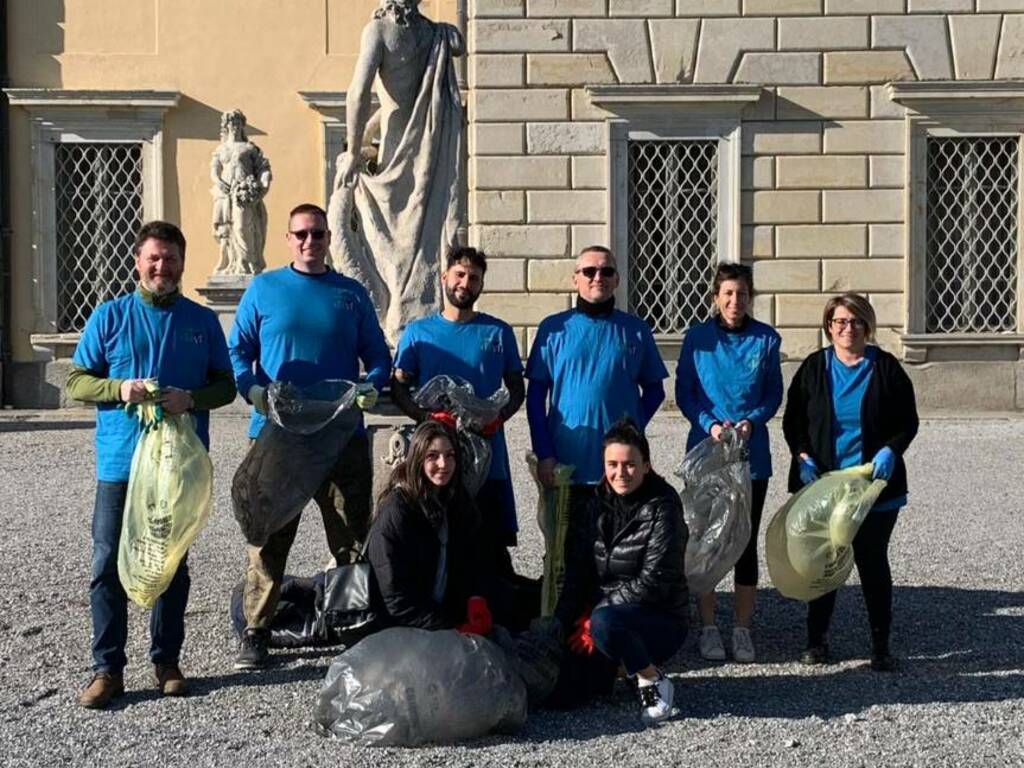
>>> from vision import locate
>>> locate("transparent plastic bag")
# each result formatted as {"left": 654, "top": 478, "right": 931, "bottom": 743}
{"left": 118, "top": 413, "right": 213, "bottom": 609}
{"left": 674, "top": 429, "right": 752, "bottom": 595}
{"left": 491, "top": 616, "right": 565, "bottom": 703}
{"left": 414, "top": 375, "right": 509, "bottom": 496}
{"left": 232, "top": 380, "right": 361, "bottom": 546}
{"left": 766, "top": 464, "right": 888, "bottom": 601}
{"left": 526, "top": 452, "right": 575, "bottom": 617}
{"left": 314, "top": 627, "right": 527, "bottom": 746}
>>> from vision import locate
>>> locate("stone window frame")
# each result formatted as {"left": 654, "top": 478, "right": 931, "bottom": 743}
{"left": 588, "top": 85, "right": 761, "bottom": 342}
{"left": 3, "top": 89, "right": 179, "bottom": 353}
{"left": 889, "top": 81, "right": 1024, "bottom": 364}
{"left": 299, "top": 91, "right": 379, "bottom": 205}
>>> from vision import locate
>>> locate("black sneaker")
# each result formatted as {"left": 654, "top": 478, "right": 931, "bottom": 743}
{"left": 800, "top": 644, "right": 831, "bottom": 665}
{"left": 235, "top": 628, "right": 270, "bottom": 670}
{"left": 870, "top": 650, "right": 897, "bottom": 672}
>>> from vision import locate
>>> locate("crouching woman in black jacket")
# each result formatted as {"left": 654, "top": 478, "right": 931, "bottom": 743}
{"left": 366, "top": 420, "right": 487, "bottom": 632}
{"left": 555, "top": 419, "right": 689, "bottom": 725}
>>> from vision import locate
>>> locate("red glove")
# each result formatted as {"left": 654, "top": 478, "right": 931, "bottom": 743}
{"left": 480, "top": 416, "right": 503, "bottom": 438}
{"left": 430, "top": 411, "right": 458, "bottom": 430}
{"left": 568, "top": 613, "right": 594, "bottom": 656}
{"left": 457, "top": 596, "right": 493, "bottom": 636}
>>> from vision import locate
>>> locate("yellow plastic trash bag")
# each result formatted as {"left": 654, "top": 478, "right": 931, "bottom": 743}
{"left": 118, "top": 410, "right": 213, "bottom": 609}
{"left": 766, "top": 464, "right": 887, "bottom": 602}
{"left": 526, "top": 452, "right": 574, "bottom": 617}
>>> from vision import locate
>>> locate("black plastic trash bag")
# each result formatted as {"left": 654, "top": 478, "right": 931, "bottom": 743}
{"left": 413, "top": 375, "right": 509, "bottom": 496}
{"left": 314, "top": 627, "right": 527, "bottom": 746}
{"left": 491, "top": 616, "right": 564, "bottom": 703}
{"left": 232, "top": 380, "right": 361, "bottom": 547}
{"left": 674, "top": 428, "right": 752, "bottom": 595}
{"left": 230, "top": 574, "right": 324, "bottom": 648}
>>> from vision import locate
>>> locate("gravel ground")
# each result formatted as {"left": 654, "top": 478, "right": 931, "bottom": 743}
{"left": 1, "top": 410, "right": 1022, "bottom": 767}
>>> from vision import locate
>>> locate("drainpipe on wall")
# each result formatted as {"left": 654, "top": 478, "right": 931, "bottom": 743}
{"left": 456, "top": 0, "right": 467, "bottom": 90}
{"left": 456, "top": 0, "right": 469, "bottom": 245}
{"left": 0, "top": 0, "right": 12, "bottom": 406}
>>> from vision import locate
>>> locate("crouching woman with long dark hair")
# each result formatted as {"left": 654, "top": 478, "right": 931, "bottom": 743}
{"left": 554, "top": 419, "right": 689, "bottom": 725}
{"left": 366, "top": 420, "right": 487, "bottom": 632}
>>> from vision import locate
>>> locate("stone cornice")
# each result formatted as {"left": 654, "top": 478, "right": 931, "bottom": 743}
{"left": 888, "top": 80, "right": 1024, "bottom": 112}
{"left": 4, "top": 89, "right": 180, "bottom": 111}
{"left": 586, "top": 84, "right": 762, "bottom": 112}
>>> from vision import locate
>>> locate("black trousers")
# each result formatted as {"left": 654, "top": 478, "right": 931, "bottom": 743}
{"left": 807, "top": 510, "right": 900, "bottom": 649}
{"left": 734, "top": 478, "right": 769, "bottom": 587}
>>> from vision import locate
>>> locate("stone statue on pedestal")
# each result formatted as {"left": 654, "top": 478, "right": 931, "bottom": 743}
{"left": 328, "top": 0, "right": 464, "bottom": 345}
{"left": 211, "top": 109, "right": 272, "bottom": 276}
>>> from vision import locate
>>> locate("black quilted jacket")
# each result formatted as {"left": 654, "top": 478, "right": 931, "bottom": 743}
{"left": 555, "top": 472, "right": 689, "bottom": 628}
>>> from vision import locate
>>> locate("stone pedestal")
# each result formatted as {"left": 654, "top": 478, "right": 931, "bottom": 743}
{"left": 196, "top": 274, "right": 252, "bottom": 338}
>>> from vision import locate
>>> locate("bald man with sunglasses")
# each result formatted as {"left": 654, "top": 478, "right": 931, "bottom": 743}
{"left": 228, "top": 203, "right": 391, "bottom": 670}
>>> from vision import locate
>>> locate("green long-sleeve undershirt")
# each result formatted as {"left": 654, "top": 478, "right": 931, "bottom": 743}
{"left": 66, "top": 366, "right": 236, "bottom": 411}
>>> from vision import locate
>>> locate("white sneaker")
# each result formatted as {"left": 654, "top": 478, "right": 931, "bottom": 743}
{"left": 638, "top": 674, "right": 675, "bottom": 725}
{"left": 699, "top": 626, "right": 726, "bottom": 661}
{"left": 732, "top": 626, "right": 756, "bottom": 663}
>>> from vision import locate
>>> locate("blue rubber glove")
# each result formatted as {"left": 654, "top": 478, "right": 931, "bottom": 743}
{"left": 799, "top": 456, "right": 819, "bottom": 486}
{"left": 872, "top": 447, "right": 896, "bottom": 481}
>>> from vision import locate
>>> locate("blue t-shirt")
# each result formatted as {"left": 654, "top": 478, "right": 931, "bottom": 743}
{"left": 525, "top": 309, "right": 669, "bottom": 483}
{"left": 72, "top": 292, "right": 232, "bottom": 483}
{"left": 229, "top": 267, "right": 392, "bottom": 437}
{"left": 675, "top": 317, "right": 783, "bottom": 480}
{"left": 394, "top": 312, "right": 522, "bottom": 482}
{"left": 827, "top": 346, "right": 905, "bottom": 511}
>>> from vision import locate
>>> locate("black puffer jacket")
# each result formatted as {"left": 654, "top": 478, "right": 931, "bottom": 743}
{"left": 555, "top": 472, "right": 689, "bottom": 628}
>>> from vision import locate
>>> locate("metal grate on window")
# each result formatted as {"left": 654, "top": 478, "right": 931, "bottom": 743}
{"left": 55, "top": 143, "right": 144, "bottom": 333}
{"left": 627, "top": 139, "right": 719, "bottom": 336}
{"left": 925, "top": 137, "right": 1020, "bottom": 334}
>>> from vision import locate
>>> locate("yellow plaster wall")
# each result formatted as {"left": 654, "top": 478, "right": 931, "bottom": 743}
{"left": 6, "top": 0, "right": 459, "bottom": 360}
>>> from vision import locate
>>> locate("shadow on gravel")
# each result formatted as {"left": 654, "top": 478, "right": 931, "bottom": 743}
{"left": 0, "top": 421, "right": 94, "bottom": 432}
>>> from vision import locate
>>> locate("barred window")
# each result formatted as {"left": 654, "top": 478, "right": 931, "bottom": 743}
{"left": 627, "top": 139, "right": 719, "bottom": 336}
{"left": 925, "top": 136, "right": 1020, "bottom": 334}
{"left": 54, "top": 143, "right": 144, "bottom": 333}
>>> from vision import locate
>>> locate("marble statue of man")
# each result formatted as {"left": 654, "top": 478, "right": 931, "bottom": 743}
{"left": 328, "top": 0, "right": 464, "bottom": 345}
{"left": 211, "top": 110, "right": 273, "bottom": 276}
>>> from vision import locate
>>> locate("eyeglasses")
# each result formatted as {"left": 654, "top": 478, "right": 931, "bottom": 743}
{"left": 576, "top": 266, "right": 617, "bottom": 279}
{"left": 290, "top": 229, "right": 327, "bottom": 241}
{"left": 830, "top": 317, "right": 865, "bottom": 330}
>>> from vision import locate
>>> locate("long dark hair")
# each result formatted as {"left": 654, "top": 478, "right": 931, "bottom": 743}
{"left": 379, "top": 420, "right": 465, "bottom": 522}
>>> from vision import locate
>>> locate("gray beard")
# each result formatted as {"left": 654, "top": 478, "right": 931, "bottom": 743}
{"left": 373, "top": 2, "right": 419, "bottom": 27}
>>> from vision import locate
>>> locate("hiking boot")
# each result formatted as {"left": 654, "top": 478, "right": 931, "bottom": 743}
{"left": 731, "top": 626, "right": 756, "bottom": 663}
{"left": 638, "top": 673, "right": 675, "bottom": 725}
{"left": 800, "top": 644, "right": 831, "bottom": 666}
{"left": 235, "top": 628, "right": 270, "bottom": 670}
{"left": 154, "top": 663, "right": 189, "bottom": 696}
{"left": 78, "top": 671, "right": 124, "bottom": 709}
{"left": 699, "top": 625, "right": 726, "bottom": 661}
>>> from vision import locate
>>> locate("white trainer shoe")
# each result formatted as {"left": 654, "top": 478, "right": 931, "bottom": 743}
{"left": 699, "top": 625, "right": 726, "bottom": 661}
{"left": 638, "top": 673, "right": 675, "bottom": 725}
{"left": 732, "top": 626, "right": 756, "bottom": 663}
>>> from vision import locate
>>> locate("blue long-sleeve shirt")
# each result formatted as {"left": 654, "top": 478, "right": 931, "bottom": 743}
{"left": 675, "top": 316, "right": 783, "bottom": 480}
{"left": 229, "top": 266, "right": 391, "bottom": 437}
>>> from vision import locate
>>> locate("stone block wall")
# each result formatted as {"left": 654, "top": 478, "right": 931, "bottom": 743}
{"left": 466, "top": 0, "right": 1024, "bottom": 401}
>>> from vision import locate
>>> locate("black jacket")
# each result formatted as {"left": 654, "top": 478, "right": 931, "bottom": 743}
{"left": 366, "top": 488, "right": 481, "bottom": 630}
{"left": 555, "top": 473, "right": 689, "bottom": 627}
{"left": 782, "top": 346, "right": 919, "bottom": 503}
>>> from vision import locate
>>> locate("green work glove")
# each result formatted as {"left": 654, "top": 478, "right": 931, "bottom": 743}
{"left": 355, "top": 383, "right": 378, "bottom": 411}
{"left": 247, "top": 385, "right": 268, "bottom": 416}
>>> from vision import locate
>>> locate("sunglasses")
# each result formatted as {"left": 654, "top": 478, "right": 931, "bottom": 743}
{"left": 576, "top": 266, "right": 617, "bottom": 279}
{"left": 290, "top": 229, "right": 327, "bottom": 241}
{"left": 830, "top": 317, "right": 865, "bottom": 329}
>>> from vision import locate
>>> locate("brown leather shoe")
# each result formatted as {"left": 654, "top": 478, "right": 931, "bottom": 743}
{"left": 154, "top": 664, "right": 189, "bottom": 697}
{"left": 78, "top": 672, "right": 124, "bottom": 709}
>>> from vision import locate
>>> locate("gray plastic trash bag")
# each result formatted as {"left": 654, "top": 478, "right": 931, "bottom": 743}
{"left": 413, "top": 375, "right": 509, "bottom": 496}
{"left": 232, "top": 380, "right": 361, "bottom": 546}
{"left": 314, "top": 627, "right": 527, "bottom": 746}
{"left": 674, "top": 429, "right": 752, "bottom": 595}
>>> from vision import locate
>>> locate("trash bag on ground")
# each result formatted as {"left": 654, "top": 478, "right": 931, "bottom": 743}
{"left": 674, "top": 429, "right": 752, "bottom": 595}
{"left": 314, "top": 626, "right": 527, "bottom": 746}
{"left": 118, "top": 412, "right": 213, "bottom": 609}
{"left": 230, "top": 574, "right": 324, "bottom": 648}
{"left": 232, "top": 380, "right": 361, "bottom": 547}
{"left": 413, "top": 375, "right": 509, "bottom": 496}
{"left": 766, "top": 464, "right": 887, "bottom": 601}
{"left": 526, "top": 452, "right": 575, "bottom": 617}
{"left": 491, "top": 616, "right": 565, "bottom": 703}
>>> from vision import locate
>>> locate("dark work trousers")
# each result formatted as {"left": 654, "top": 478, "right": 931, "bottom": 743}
{"left": 90, "top": 480, "right": 190, "bottom": 672}
{"left": 734, "top": 478, "right": 770, "bottom": 587}
{"left": 589, "top": 603, "right": 689, "bottom": 676}
{"left": 243, "top": 433, "right": 372, "bottom": 630}
{"left": 807, "top": 509, "right": 901, "bottom": 649}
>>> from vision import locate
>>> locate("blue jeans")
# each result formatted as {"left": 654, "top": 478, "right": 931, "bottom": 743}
{"left": 589, "top": 603, "right": 688, "bottom": 676}
{"left": 90, "top": 481, "right": 190, "bottom": 672}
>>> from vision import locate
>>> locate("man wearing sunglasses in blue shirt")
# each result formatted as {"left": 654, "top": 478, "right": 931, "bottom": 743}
{"left": 229, "top": 203, "right": 391, "bottom": 670}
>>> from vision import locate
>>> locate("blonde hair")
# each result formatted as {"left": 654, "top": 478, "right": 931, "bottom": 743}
{"left": 822, "top": 293, "right": 876, "bottom": 342}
